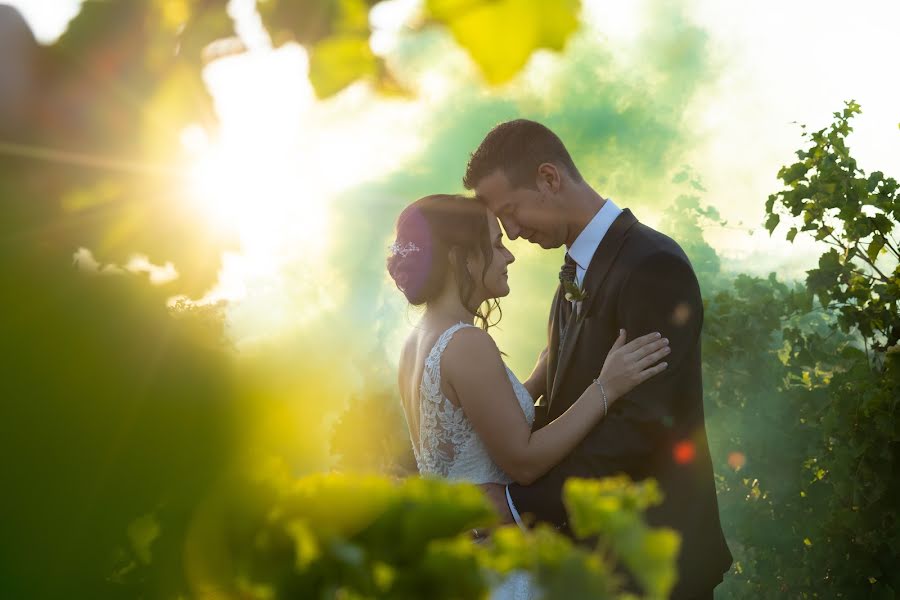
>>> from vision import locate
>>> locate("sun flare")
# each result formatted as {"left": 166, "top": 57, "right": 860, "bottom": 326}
{"left": 177, "top": 40, "right": 424, "bottom": 338}
{"left": 186, "top": 139, "right": 329, "bottom": 255}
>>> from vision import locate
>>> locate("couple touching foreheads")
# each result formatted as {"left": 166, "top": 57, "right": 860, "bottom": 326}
{"left": 387, "top": 120, "right": 732, "bottom": 599}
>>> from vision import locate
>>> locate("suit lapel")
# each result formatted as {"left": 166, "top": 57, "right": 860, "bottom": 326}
{"left": 543, "top": 287, "right": 563, "bottom": 411}
{"left": 548, "top": 209, "right": 638, "bottom": 411}
{"left": 545, "top": 283, "right": 569, "bottom": 402}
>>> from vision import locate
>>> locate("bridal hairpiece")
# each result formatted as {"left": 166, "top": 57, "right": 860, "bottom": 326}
{"left": 389, "top": 241, "right": 421, "bottom": 258}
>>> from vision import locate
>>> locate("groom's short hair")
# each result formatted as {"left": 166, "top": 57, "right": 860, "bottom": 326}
{"left": 463, "top": 119, "right": 583, "bottom": 191}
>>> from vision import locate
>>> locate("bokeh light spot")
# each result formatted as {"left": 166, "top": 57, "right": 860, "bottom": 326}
{"left": 672, "top": 302, "right": 692, "bottom": 326}
{"left": 673, "top": 440, "right": 696, "bottom": 464}
{"left": 728, "top": 451, "right": 746, "bottom": 471}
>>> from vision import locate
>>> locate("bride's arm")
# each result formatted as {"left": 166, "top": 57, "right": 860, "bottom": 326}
{"left": 443, "top": 328, "right": 669, "bottom": 485}
{"left": 522, "top": 346, "right": 548, "bottom": 400}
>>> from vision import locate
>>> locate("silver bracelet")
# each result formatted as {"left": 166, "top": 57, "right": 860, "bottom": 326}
{"left": 593, "top": 376, "right": 608, "bottom": 417}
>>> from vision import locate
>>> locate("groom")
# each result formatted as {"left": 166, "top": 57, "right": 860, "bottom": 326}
{"left": 466, "top": 120, "right": 732, "bottom": 599}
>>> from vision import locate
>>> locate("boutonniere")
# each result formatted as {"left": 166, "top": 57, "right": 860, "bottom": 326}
{"left": 559, "top": 259, "right": 587, "bottom": 305}
{"left": 562, "top": 278, "right": 588, "bottom": 303}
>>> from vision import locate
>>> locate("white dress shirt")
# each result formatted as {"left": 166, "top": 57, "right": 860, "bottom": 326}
{"left": 566, "top": 198, "right": 622, "bottom": 286}
{"left": 506, "top": 198, "right": 623, "bottom": 527}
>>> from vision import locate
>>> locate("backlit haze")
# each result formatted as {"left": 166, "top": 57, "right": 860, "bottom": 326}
{"left": 14, "top": 0, "right": 900, "bottom": 379}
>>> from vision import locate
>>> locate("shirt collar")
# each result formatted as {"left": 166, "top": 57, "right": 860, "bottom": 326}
{"left": 567, "top": 198, "right": 622, "bottom": 270}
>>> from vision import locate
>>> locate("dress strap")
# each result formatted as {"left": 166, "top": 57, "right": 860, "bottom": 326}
{"left": 432, "top": 322, "right": 475, "bottom": 359}
{"left": 420, "top": 322, "right": 475, "bottom": 403}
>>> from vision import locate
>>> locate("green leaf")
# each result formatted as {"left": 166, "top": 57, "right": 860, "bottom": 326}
{"left": 868, "top": 236, "right": 886, "bottom": 262}
{"left": 867, "top": 171, "right": 884, "bottom": 192}
{"left": 766, "top": 213, "right": 780, "bottom": 234}
{"left": 426, "top": 0, "right": 581, "bottom": 84}
{"left": 307, "top": 34, "right": 378, "bottom": 98}
{"left": 787, "top": 227, "right": 798, "bottom": 242}
{"left": 873, "top": 213, "right": 894, "bottom": 235}
{"left": 778, "top": 162, "right": 809, "bottom": 186}
{"left": 257, "top": 0, "right": 339, "bottom": 46}
{"left": 563, "top": 477, "right": 679, "bottom": 599}
{"left": 815, "top": 226, "right": 834, "bottom": 241}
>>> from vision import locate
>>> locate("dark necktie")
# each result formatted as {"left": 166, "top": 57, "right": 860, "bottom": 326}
{"left": 559, "top": 253, "right": 577, "bottom": 287}
{"left": 558, "top": 253, "right": 577, "bottom": 350}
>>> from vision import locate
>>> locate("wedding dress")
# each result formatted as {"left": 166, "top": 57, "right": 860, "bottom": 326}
{"left": 410, "top": 322, "right": 536, "bottom": 600}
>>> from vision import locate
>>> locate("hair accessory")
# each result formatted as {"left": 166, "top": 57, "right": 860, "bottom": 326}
{"left": 389, "top": 241, "right": 421, "bottom": 258}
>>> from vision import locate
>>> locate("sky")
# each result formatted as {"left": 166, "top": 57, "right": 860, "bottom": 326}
{"left": 2, "top": 0, "right": 81, "bottom": 43}
{"left": 8, "top": 0, "right": 900, "bottom": 379}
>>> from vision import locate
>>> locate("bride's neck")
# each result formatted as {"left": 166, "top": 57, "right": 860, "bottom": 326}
{"left": 425, "top": 280, "right": 479, "bottom": 325}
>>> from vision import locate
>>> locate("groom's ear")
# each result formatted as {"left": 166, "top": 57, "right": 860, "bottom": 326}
{"left": 536, "top": 162, "right": 562, "bottom": 193}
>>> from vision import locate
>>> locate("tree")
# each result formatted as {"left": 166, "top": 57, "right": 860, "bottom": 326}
{"left": 705, "top": 103, "right": 900, "bottom": 598}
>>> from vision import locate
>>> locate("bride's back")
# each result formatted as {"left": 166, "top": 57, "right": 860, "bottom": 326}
{"left": 396, "top": 319, "right": 533, "bottom": 483}
{"left": 397, "top": 321, "right": 464, "bottom": 452}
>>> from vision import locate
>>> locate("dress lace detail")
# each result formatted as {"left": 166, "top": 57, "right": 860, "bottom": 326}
{"left": 413, "top": 322, "right": 536, "bottom": 484}
{"left": 410, "top": 322, "right": 536, "bottom": 600}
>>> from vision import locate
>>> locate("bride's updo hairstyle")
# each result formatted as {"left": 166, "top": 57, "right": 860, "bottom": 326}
{"left": 387, "top": 194, "right": 502, "bottom": 329}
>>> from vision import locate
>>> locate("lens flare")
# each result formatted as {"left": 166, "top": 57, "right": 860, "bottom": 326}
{"left": 727, "top": 451, "right": 746, "bottom": 471}
{"left": 673, "top": 440, "right": 696, "bottom": 465}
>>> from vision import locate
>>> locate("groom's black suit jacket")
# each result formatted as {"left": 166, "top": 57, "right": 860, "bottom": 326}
{"left": 506, "top": 208, "right": 732, "bottom": 598}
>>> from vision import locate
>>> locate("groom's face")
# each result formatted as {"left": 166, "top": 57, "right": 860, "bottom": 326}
{"left": 475, "top": 169, "right": 566, "bottom": 249}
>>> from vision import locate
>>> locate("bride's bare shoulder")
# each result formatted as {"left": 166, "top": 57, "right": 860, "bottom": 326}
{"left": 441, "top": 327, "right": 502, "bottom": 375}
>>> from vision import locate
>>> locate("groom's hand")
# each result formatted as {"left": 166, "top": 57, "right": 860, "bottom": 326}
{"left": 479, "top": 483, "right": 514, "bottom": 523}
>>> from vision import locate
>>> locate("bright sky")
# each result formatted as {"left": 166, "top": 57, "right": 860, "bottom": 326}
{"left": 2, "top": 0, "right": 81, "bottom": 43}
{"left": 680, "top": 0, "right": 900, "bottom": 273}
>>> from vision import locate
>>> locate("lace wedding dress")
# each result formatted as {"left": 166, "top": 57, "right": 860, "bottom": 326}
{"left": 409, "top": 322, "right": 536, "bottom": 600}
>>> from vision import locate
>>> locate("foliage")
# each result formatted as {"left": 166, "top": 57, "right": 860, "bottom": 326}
{"left": 260, "top": 0, "right": 582, "bottom": 96}
{"left": 702, "top": 103, "right": 900, "bottom": 598}
{"left": 1, "top": 10, "right": 244, "bottom": 592}
{"left": 258, "top": 0, "right": 382, "bottom": 97}
{"left": 565, "top": 477, "right": 680, "bottom": 599}
{"left": 766, "top": 100, "right": 900, "bottom": 351}
{"left": 0, "top": 233, "right": 240, "bottom": 598}
{"left": 425, "top": 0, "right": 580, "bottom": 84}
{"left": 214, "top": 470, "right": 678, "bottom": 599}
{"left": 3, "top": 1, "right": 237, "bottom": 297}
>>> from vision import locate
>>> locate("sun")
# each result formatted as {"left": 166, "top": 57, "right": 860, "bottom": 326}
{"left": 179, "top": 38, "right": 325, "bottom": 253}
{"left": 185, "top": 135, "right": 329, "bottom": 257}
{"left": 174, "top": 33, "right": 423, "bottom": 339}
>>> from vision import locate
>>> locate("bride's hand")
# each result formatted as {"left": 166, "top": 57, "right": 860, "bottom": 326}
{"left": 596, "top": 329, "right": 670, "bottom": 404}
{"left": 524, "top": 346, "right": 550, "bottom": 398}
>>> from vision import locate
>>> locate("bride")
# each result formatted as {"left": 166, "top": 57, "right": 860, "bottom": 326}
{"left": 387, "top": 194, "right": 670, "bottom": 598}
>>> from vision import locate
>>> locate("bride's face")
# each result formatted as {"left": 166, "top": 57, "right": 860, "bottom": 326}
{"left": 468, "top": 212, "right": 515, "bottom": 302}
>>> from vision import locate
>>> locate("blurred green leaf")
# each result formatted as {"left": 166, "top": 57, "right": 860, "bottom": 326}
{"left": 564, "top": 477, "right": 679, "bottom": 599}
{"left": 426, "top": 0, "right": 580, "bottom": 83}
{"left": 308, "top": 34, "right": 378, "bottom": 98}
